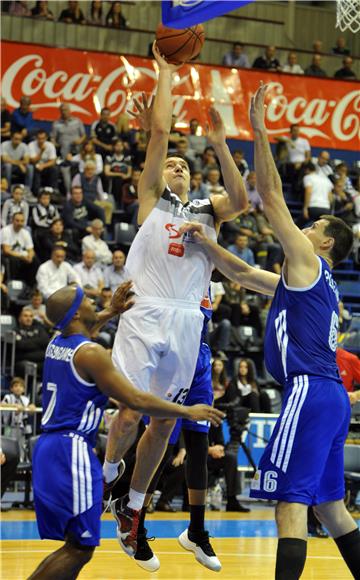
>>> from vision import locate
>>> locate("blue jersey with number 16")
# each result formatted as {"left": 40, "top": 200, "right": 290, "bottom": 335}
{"left": 41, "top": 334, "right": 108, "bottom": 447}
{"left": 265, "top": 256, "right": 342, "bottom": 386}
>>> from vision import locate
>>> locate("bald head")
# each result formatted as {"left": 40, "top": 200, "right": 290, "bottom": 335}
{"left": 46, "top": 285, "right": 79, "bottom": 326}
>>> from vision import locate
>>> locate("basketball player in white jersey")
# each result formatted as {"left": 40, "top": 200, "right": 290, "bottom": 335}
{"left": 103, "top": 42, "right": 248, "bottom": 559}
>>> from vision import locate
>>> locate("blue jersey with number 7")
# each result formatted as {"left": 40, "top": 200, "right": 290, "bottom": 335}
{"left": 41, "top": 334, "right": 108, "bottom": 446}
{"left": 264, "top": 256, "right": 342, "bottom": 386}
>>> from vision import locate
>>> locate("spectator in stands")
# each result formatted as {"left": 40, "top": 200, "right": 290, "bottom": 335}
{"left": 237, "top": 300, "right": 262, "bottom": 337}
{"left": 1, "top": 264, "right": 10, "bottom": 313}
{"left": 312, "top": 39, "right": 323, "bottom": 53}
{"left": 175, "top": 137, "right": 195, "bottom": 173}
{"left": 11, "top": 96, "right": 34, "bottom": 141}
{"left": 334, "top": 57, "right": 357, "bottom": 80}
{"left": 168, "top": 114, "right": 185, "bottom": 153}
{"left": 62, "top": 186, "right": 104, "bottom": 239}
{"left": 14, "top": 307, "right": 49, "bottom": 377}
{"left": 88, "top": 0, "right": 103, "bottom": 25}
{"left": 302, "top": 162, "right": 333, "bottom": 222}
{"left": 1, "top": 212, "right": 38, "bottom": 286}
{"left": 105, "top": 1, "right": 128, "bottom": 28}
{"left": 74, "top": 249, "right": 104, "bottom": 298}
{"left": 31, "top": 188, "right": 60, "bottom": 249}
{"left": 69, "top": 139, "right": 103, "bottom": 175}
{"left": 59, "top": 1, "right": 86, "bottom": 24}
{"left": 81, "top": 218, "right": 112, "bottom": 266}
{"left": 232, "top": 149, "right": 249, "bottom": 178}
{"left": 51, "top": 103, "right": 86, "bottom": 159}
{"left": 252, "top": 45, "right": 281, "bottom": 71}
{"left": 282, "top": 52, "right": 304, "bottom": 75}
{"left": 222, "top": 279, "right": 245, "bottom": 323}
{"left": 1, "top": 98, "right": 11, "bottom": 143}
{"left": 210, "top": 358, "right": 250, "bottom": 512}
{"left": 246, "top": 171, "right": 263, "bottom": 211}
{"left": 93, "top": 287, "right": 119, "bottom": 347}
{"left": 103, "top": 249, "right": 127, "bottom": 293}
{"left": 227, "top": 234, "right": 255, "bottom": 266}
{"left": 25, "top": 289, "right": 52, "bottom": 328}
{"left": 199, "top": 146, "right": 219, "bottom": 176}
{"left": 41, "top": 217, "right": 80, "bottom": 263}
{"left": 189, "top": 171, "right": 210, "bottom": 202}
{"left": 188, "top": 118, "right": 208, "bottom": 158}
{"left": 1, "top": 184, "right": 29, "bottom": 226}
{"left": 91, "top": 107, "right": 116, "bottom": 158}
{"left": 122, "top": 167, "right": 140, "bottom": 222}
{"left": 332, "top": 36, "right": 351, "bottom": 56}
{"left": 229, "top": 359, "right": 260, "bottom": 412}
{"left": 209, "top": 280, "right": 232, "bottom": 356}
{"left": 205, "top": 167, "right": 226, "bottom": 196}
{"left": 335, "top": 162, "right": 357, "bottom": 197}
{"left": 1, "top": 177, "right": 11, "bottom": 203}
{"left": 36, "top": 245, "right": 81, "bottom": 299}
{"left": 284, "top": 123, "right": 311, "bottom": 169}
{"left": 222, "top": 42, "right": 250, "bottom": 68}
{"left": 31, "top": 1, "right": 54, "bottom": 20}
{"left": 315, "top": 150, "right": 334, "bottom": 180}
{"left": 1, "top": 131, "right": 33, "bottom": 189}
{"left": 333, "top": 178, "right": 354, "bottom": 224}
{"left": 104, "top": 138, "right": 132, "bottom": 202}
{"left": 2, "top": 376, "right": 36, "bottom": 461}
{"left": 9, "top": 1, "right": 31, "bottom": 16}
{"left": 305, "top": 53, "right": 327, "bottom": 77}
{"left": 28, "top": 130, "right": 58, "bottom": 195}
{"left": 73, "top": 160, "right": 113, "bottom": 224}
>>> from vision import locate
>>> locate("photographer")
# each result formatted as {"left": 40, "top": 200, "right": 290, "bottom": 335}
{"left": 210, "top": 359, "right": 250, "bottom": 512}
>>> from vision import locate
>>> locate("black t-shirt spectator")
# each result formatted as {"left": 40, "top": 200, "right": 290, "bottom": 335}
{"left": 41, "top": 231, "right": 80, "bottom": 263}
{"left": 334, "top": 67, "right": 357, "bottom": 80}
{"left": 91, "top": 120, "right": 116, "bottom": 150}
{"left": 105, "top": 153, "right": 132, "bottom": 174}
{"left": 252, "top": 56, "right": 280, "bottom": 71}
{"left": 61, "top": 200, "right": 105, "bottom": 238}
{"left": 59, "top": 7, "right": 86, "bottom": 24}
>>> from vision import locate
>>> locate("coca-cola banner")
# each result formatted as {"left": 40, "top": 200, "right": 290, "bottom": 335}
{"left": 2, "top": 41, "right": 359, "bottom": 151}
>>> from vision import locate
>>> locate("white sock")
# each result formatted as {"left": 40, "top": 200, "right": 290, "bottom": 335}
{"left": 103, "top": 459, "right": 121, "bottom": 483}
{"left": 128, "top": 488, "right": 145, "bottom": 511}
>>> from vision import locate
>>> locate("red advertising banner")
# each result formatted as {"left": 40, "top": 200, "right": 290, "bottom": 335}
{"left": 1, "top": 41, "right": 359, "bottom": 151}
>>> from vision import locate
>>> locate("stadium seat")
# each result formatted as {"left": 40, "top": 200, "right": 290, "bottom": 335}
{"left": 7, "top": 280, "right": 30, "bottom": 306}
{"left": 114, "top": 222, "right": 136, "bottom": 248}
{"left": 1, "top": 330, "right": 17, "bottom": 377}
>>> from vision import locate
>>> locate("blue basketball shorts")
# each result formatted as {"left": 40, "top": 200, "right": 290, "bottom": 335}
{"left": 32, "top": 432, "right": 103, "bottom": 546}
{"left": 182, "top": 341, "right": 213, "bottom": 433}
{"left": 250, "top": 374, "right": 351, "bottom": 506}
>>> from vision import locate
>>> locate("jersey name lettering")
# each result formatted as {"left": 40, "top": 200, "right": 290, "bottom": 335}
{"left": 46, "top": 343, "right": 74, "bottom": 362}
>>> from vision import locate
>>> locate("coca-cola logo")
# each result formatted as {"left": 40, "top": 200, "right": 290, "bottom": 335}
{"left": 265, "top": 81, "right": 360, "bottom": 142}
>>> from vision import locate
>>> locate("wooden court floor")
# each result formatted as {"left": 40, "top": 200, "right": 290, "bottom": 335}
{"left": 1, "top": 510, "right": 356, "bottom": 579}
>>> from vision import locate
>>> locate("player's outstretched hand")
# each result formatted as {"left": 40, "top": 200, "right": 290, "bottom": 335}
{"left": 179, "top": 221, "right": 207, "bottom": 244}
{"left": 152, "top": 41, "right": 183, "bottom": 72}
{"left": 186, "top": 404, "right": 225, "bottom": 427}
{"left": 206, "top": 106, "right": 226, "bottom": 146}
{"left": 111, "top": 280, "right": 135, "bottom": 314}
{"left": 250, "top": 81, "right": 268, "bottom": 132}
{"left": 127, "top": 92, "right": 154, "bottom": 132}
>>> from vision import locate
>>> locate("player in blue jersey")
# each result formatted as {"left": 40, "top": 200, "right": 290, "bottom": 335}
{"left": 28, "top": 283, "right": 223, "bottom": 580}
{"left": 180, "top": 84, "right": 359, "bottom": 580}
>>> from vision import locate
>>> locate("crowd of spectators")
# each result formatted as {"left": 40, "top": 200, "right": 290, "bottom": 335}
{"left": 1, "top": 84, "right": 359, "bottom": 509}
{"left": 222, "top": 40, "right": 357, "bottom": 79}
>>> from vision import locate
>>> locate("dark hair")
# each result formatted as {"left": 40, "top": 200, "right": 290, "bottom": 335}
{"left": 36, "top": 129, "right": 48, "bottom": 137}
{"left": 233, "top": 42, "right": 244, "bottom": 48}
{"left": 211, "top": 359, "right": 228, "bottom": 387}
{"left": 320, "top": 215, "right": 354, "bottom": 267}
{"left": 52, "top": 245, "right": 66, "bottom": 254}
{"left": 238, "top": 358, "right": 257, "bottom": 389}
{"left": 12, "top": 211, "right": 24, "bottom": 220}
{"left": 31, "top": 289, "right": 42, "bottom": 297}
{"left": 101, "top": 287, "right": 112, "bottom": 293}
{"left": 91, "top": 0, "right": 102, "bottom": 19}
{"left": 307, "top": 162, "right": 316, "bottom": 172}
{"left": 165, "top": 153, "right": 190, "bottom": 171}
{"left": 290, "top": 124, "right": 299, "bottom": 130}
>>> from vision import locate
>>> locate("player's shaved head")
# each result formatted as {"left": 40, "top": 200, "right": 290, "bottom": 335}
{"left": 46, "top": 285, "right": 79, "bottom": 326}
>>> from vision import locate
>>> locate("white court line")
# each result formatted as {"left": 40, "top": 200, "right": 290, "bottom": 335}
{"left": 0, "top": 548, "right": 343, "bottom": 560}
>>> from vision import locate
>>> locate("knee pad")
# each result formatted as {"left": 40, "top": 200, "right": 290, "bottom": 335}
{"left": 183, "top": 430, "right": 208, "bottom": 490}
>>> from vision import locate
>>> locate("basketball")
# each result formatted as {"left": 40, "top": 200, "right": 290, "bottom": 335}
{"left": 155, "top": 23, "right": 205, "bottom": 64}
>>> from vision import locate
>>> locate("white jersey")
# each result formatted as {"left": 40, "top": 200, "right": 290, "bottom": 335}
{"left": 125, "top": 188, "right": 217, "bottom": 304}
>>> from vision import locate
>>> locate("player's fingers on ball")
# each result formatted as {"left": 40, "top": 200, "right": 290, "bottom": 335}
{"left": 126, "top": 109, "right": 137, "bottom": 118}
{"left": 142, "top": 92, "right": 148, "bottom": 106}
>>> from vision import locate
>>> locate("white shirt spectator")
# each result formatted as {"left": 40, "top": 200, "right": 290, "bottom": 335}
{"left": 282, "top": 64, "right": 304, "bottom": 75}
{"left": 36, "top": 260, "right": 81, "bottom": 299}
{"left": 210, "top": 281, "right": 225, "bottom": 300}
{"left": 0, "top": 224, "right": 33, "bottom": 256}
{"left": 316, "top": 162, "right": 334, "bottom": 179}
{"left": 1, "top": 140, "right": 29, "bottom": 161}
{"left": 1, "top": 199, "right": 29, "bottom": 226}
{"left": 287, "top": 137, "right": 311, "bottom": 164}
{"left": 73, "top": 262, "right": 104, "bottom": 289}
{"left": 303, "top": 173, "right": 333, "bottom": 209}
{"left": 28, "top": 140, "right": 57, "bottom": 163}
{"left": 71, "top": 154, "right": 103, "bottom": 175}
{"left": 103, "top": 265, "right": 128, "bottom": 293}
{"left": 81, "top": 234, "right": 112, "bottom": 266}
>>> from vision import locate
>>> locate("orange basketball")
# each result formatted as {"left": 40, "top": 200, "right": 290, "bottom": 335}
{"left": 155, "top": 23, "right": 205, "bottom": 64}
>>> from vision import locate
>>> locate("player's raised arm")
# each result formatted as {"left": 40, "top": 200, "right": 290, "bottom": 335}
{"left": 137, "top": 43, "right": 180, "bottom": 209}
{"left": 207, "top": 107, "right": 248, "bottom": 223}
{"left": 75, "top": 343, "right": 224, "bottom": 426}
{"left": 250, "top": 83, "right": 319, "bottom": 286}
{"left": 180, "top": 222, "right": 279, "bottom": 295}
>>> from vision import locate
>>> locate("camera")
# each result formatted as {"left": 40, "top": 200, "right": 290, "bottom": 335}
{"left": 215, "top": 397, "right": 250, "bottom": 445}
